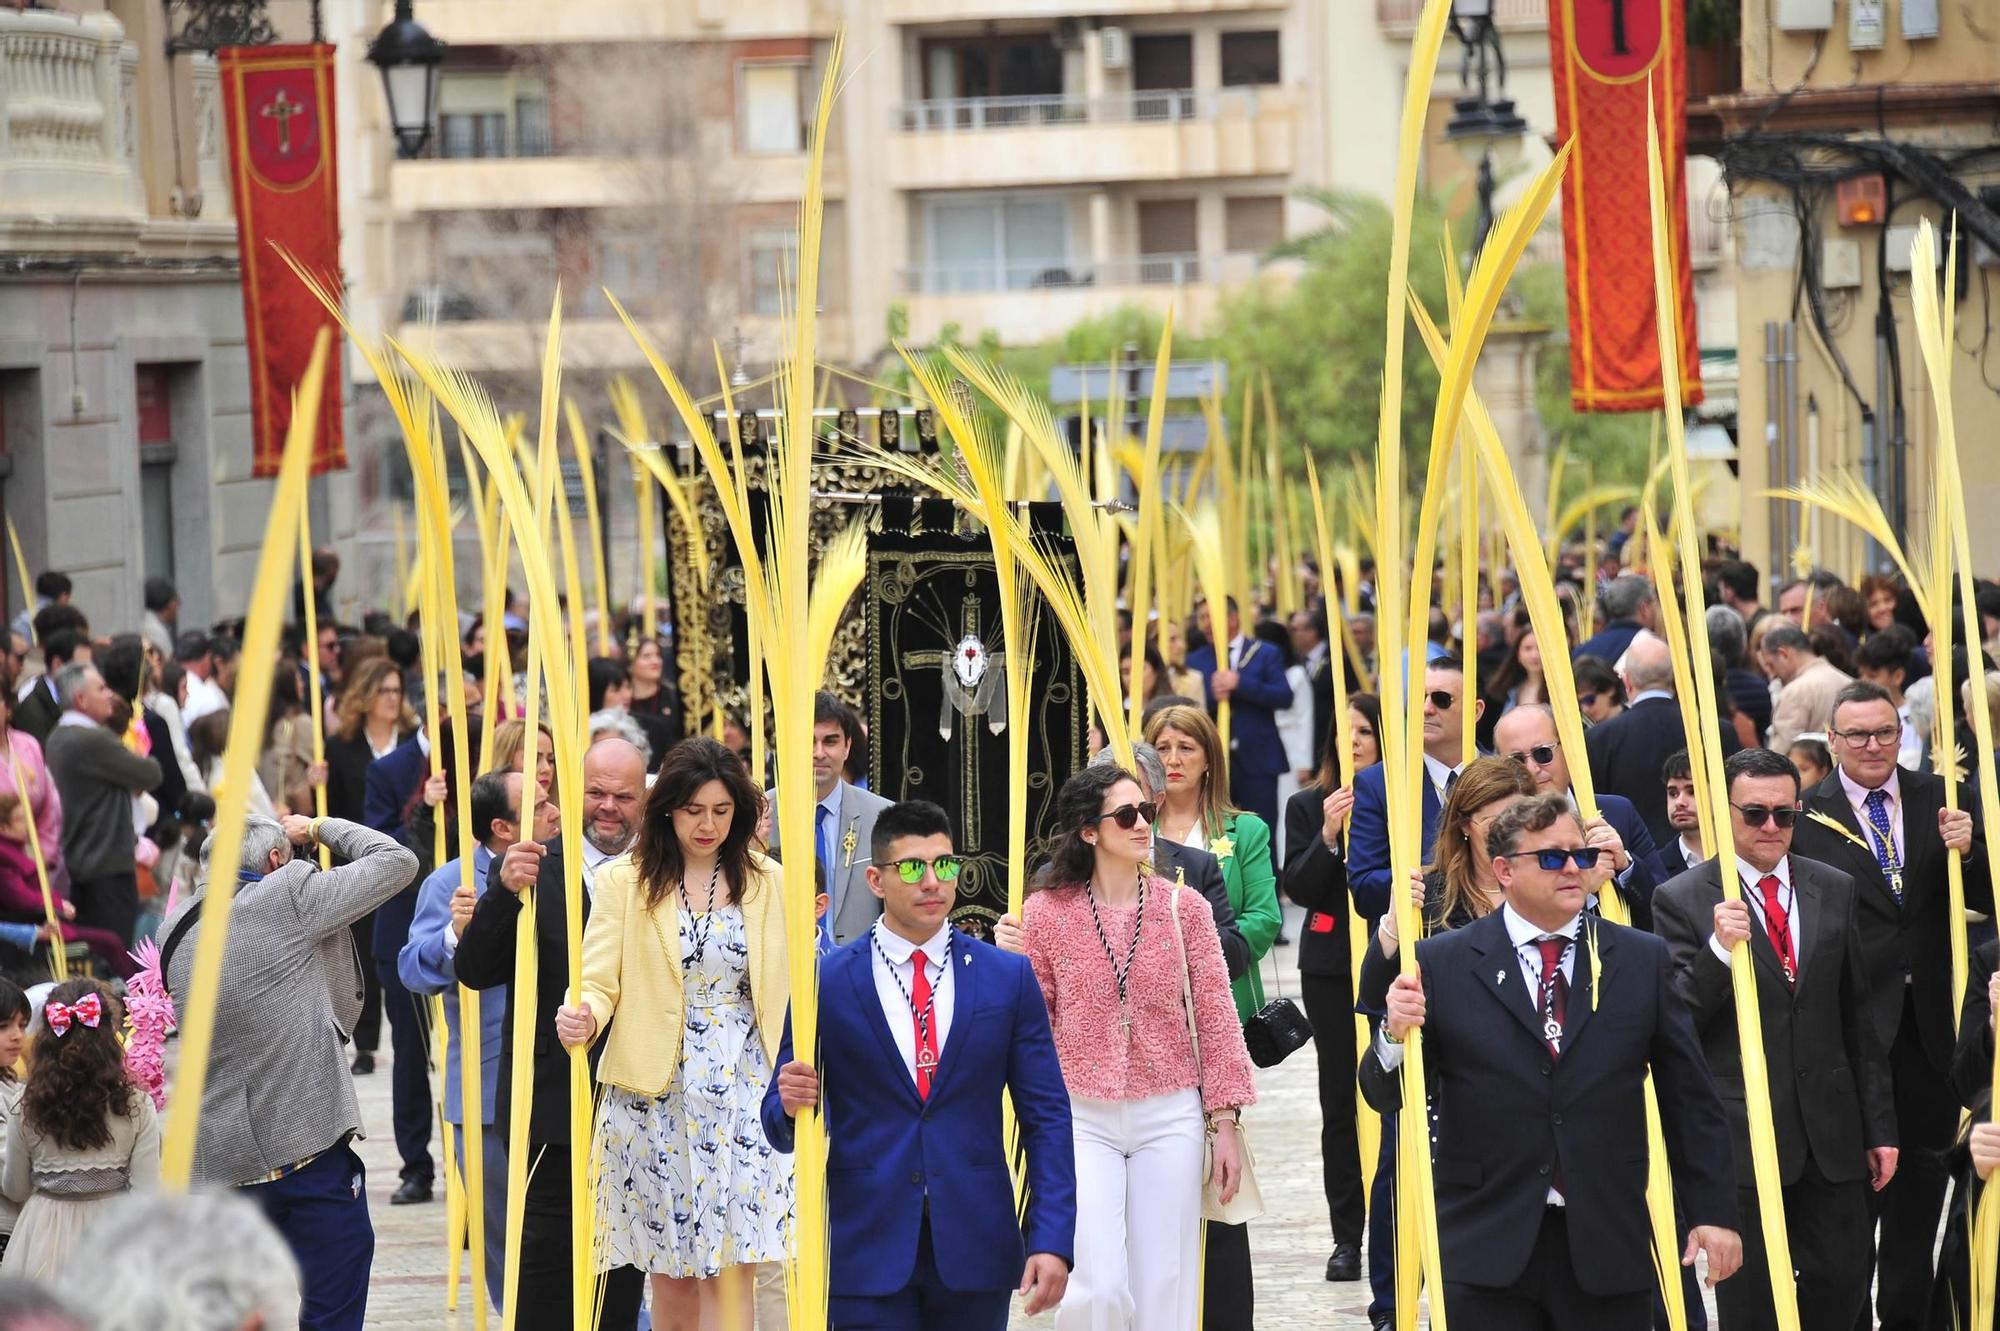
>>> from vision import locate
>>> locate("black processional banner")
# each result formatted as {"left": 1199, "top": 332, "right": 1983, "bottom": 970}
{"left": 868, "top": 497, "right": 1088, "bottom": 935}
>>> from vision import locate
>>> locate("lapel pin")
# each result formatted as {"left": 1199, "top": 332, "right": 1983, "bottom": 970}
{"left": 962, "top": 953, "right": 971, "bottom": 966}
{"left": 1496, "top": 969, "right": 1507, "bottom": 985}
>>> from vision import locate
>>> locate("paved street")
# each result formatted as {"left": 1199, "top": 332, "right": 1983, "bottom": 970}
{"left": 355, "top": 901, "right": 1381, "bottom": 1328}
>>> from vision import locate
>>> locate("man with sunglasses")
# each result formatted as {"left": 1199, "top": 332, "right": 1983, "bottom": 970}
{"left": 765, "top": 800, "right": 1075, "bottom": 1331}
{"left": 1790, "top": 680, "right": 1985, "bottom": 1331}
{"left": 1348, "top": 657, "right": 1483, "bottom": 921}
{"left": 1494, "top": 705, "right": 1665, "bottom": 929}
{"left": 1377, "top": 794, "right": 1740, "bottom": 1328}
{"left": 1653, "top": 746, "right": 1896, "bottom": 1331}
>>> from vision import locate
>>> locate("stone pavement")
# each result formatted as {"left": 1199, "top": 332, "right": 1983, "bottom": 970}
{"left": 351, "top": 900, "right": 1720, "bottom": 1329}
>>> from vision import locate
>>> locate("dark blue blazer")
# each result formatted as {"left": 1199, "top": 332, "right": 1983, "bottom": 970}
{"left": 1572, "top": 618, "right": 1643, "bottom": 665}
{"left": 1347, "top": 761, "right": 1443, "bottom": 922}
{"left": 761, "top": 929, "right": 1076, "bottom": 1298}
{"left": 1186, "top": 640, "right": 1297, "bottom": 779}
{"left": 364, "top": 735, "right": 428, "bottom": 962}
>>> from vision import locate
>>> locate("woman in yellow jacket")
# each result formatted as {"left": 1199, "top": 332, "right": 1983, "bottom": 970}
{"left": 556, "top": 736, "right": 790, "bottom": 1331}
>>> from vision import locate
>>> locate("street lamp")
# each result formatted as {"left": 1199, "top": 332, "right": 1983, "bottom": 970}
{"left": 368, "top": 0, "right": 446, "bottom": 160}
{"left": 1444, "top": 0, "right": 1527, "bottom": 253}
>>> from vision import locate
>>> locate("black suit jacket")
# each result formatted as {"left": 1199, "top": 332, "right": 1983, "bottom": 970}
{"left": 1659, "top": 836, "right": 1696, "bottom": 878}
{"left": 1653, "top": 857, "right": 1896, "bottom": 1187}
{"left": 1404, "top": 911, "right": 1736, "bottom": 1296}
{"left": 1586, "top": 695, "right": 1741, "bottom": 850}
{"left": 1790, "top": 767, "right": 1991, "bottom": 1075}
{"left": 12, "top": 680, "right": 58, "bottom": 745}
{"left": 1150, "top": 838, "right": 1248, "bottom": 981}
{"left": 1280, "top": 785, "right": 1353, "bottom": 979}
{"left": 457, "top": 840, "right": 605, "bottom": 1145}
{"left": 1950, "top": 939, "right": 2000, "bottom": 1112}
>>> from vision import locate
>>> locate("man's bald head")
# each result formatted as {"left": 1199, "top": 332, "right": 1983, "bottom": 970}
{"left": 582, "top": 737, "right": 648, "bottom": 856}
{"left": 1621, "top": 633, "right": 1676, "bottom": 695}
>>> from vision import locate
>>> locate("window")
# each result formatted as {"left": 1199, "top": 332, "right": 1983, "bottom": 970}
{"left": 1225, "top": 195, "right": 1285, "bottom": 253}
{"left": 923, "top": 196, "right": 1071, "bottom": 292}
{"left": 745, "top": 228, "right": 798, "bottom": 316}
{"left": 515, "top": 96, "right": 551, "bottom": 157}
{"left": 1132, "top": 34, "right": 1193, "bottom": 91}
{"left": 591, "top": 233, "right": 663, "bottom": 316}
{"left": 436, "top": 69, "right": 549, "bottom": 158}
{"left": 741, "top": 63, "right": 806, "bottom": 154}
{"left": 1220, "top": 31, "right": 1281, "bottom": 86}
{"left": 135, "top": 366, "right": 178, "bottom": 584}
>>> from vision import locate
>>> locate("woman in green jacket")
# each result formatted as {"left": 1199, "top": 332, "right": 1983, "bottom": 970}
{"left": 1143, "top": 701, "right": 1280, "bottom": 1331}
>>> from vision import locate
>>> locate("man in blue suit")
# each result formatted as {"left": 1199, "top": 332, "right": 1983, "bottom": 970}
{"left": 1185, "top": 597, "right": 1298, "bottom": 833}
{"left": 763, "top": 800, "right": 1074, "bottom": 1330}
{"left": 1348, "top": 656, "right": 1483, "bottom": 922}
{"left": 1494, "top": 705, "right": 1668, "bottom": 931}
{"left": 397, "top": 768, "right": 535, "bottom": 1315}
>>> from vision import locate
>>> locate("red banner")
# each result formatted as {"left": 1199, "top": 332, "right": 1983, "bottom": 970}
{"left": 219, "top": 43, "right": 345, "bottom": 475}
{"left": 1548, "top": 0, "right": 1702, "bottom": 412}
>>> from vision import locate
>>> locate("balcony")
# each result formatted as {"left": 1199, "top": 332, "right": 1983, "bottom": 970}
{"left": 884, "top": 0, "right": 1281, "bottom": 18}
{"left": 408, "top": 0, "right": 838, "bottom": 47}
{"left": 389, "top": 312, "right": 855, "bottom": 375}
{"left": 390, "top": 149, "right": 844, "bottom": 213}
{"left": 0, "top": 10, "right": 143, "bottom": 236}
{"left": 1377, "top": 0, "right": 1546, "bottom": 34}
{"left": 897, "top": 252, "right": 1263, "bottom": 344}
{"left": 888, "top": 87, "right": 1296, "bottom": 190}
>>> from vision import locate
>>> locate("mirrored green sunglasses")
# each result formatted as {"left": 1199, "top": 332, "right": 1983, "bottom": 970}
{"left": 892, "top": 855, "right": 962, "bottom": 884}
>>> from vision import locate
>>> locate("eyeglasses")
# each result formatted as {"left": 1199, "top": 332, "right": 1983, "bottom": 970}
{"left": 1505, "top": 745, "right": 1558, "bottom": 767}
{"left": 1731, "top": 803, "right": 1799, "bottom": 829}
{"left": 1830, "top": 725, "right": 1901, "bottom": 750}
{"left": 1425, "top": 690, "right": 1456, "bottom": 711}
{"left": 1577, "top": 693, "right": 1600, "bottom": 708}
{"left": 892, "top": 855, "right": 962, "bottom": 884}
{"left": 1500, "top": 847, "right": 1605, "bottom": 871}
{"left": 1092, "top": 801, "right": 1159, "bottom": 830}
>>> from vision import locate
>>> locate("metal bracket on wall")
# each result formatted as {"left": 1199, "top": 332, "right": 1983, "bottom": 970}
{"left": 164, "top": 0, "right": 278, "bottom": 54}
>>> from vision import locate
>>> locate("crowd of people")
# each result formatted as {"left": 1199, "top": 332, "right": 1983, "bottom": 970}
{"left": 0, "top": 530, "right": 1992, "bottom": 1331}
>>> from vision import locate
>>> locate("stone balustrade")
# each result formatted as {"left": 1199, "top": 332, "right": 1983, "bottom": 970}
{"left": 0, "top": 9, "right": 141, "bottom": 221}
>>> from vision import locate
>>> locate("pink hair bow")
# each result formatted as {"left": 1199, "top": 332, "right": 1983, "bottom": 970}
{"left": 45, "top": 991, "right": 102, "bottom": 1037}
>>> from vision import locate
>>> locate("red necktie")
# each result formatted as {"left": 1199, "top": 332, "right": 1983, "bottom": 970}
{"left": 1758, "top": 874, "right": 1795, "bottom": 984}
{"left": 910, "top": 956, "right": 939, "bottom": 1099}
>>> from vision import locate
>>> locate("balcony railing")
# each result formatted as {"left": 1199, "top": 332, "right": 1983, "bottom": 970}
{"left": 0, "top": 10, "right": 142, "bottom": 220}
{"left": 1377, "top": 0, "right": 1546, "bottom": 31}
{"left": 899, "top": 88, "right": 1254, "bottom": 133}
{"left": 900, "top": 253, "right": 1208, "bottom": 294}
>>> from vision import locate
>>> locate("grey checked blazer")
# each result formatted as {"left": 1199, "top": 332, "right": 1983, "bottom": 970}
{"left": 163, "top": 819, "right": 419, "bottom": 1188}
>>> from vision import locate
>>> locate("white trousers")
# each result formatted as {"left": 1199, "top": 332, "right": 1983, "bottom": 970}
{"left": 1056, "top": 1088, "right": 1206, "bottom": 1331}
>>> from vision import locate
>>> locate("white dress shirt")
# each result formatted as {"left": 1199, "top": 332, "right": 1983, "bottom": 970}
{"left": 1421, "top": 753, "right": 1462, "bottom": 807}
{"left": 870, "top": 919, "right": 955, "bottom": 1084}
{"left": 1711, "top": 854, "right": 1803, "bottom": 966}
{"left": 1677, "top": 835, "right": 1705, "bottom": 870}
{"left": 181, "top": 672, "right": 229, "bottom": 725}
{"left": 579, "top": 836, "right": 621, "bottom": 899}
{"left": 1838, "top": 766, "right": 1903, "bottom": 870}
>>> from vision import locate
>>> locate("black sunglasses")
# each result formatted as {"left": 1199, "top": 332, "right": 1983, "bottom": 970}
{"left": 1501, "top": 847, "right": 1605, "bottom": 871}
{"left": 1093, "top": 802, "right": 1159, "bottom": 830}
{"left": 1731, "top": 803, "right": 1799, "bottom": 829}
{"left": 1426, "top": 690, "right": 1457, "bottom": 710}
{"left": 1506, "top": 745, "right": 1558, "bottom": 767}
{"left": 1577, "top": 692, "right": 1599, "bottom": 707}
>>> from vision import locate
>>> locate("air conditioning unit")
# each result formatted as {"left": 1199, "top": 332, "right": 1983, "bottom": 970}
{"left": 1773, "top": 0, "right": 1833, "bottom": 30}
{"left": 1101, "top": 26, "right": 1130, "bottom": 71}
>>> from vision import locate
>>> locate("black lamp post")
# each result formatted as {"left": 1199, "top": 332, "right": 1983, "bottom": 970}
{"left": 368, "top": 0, "right": 446, "bottom": 160}
{"left": 1444, "top": 0, "right": 1527, "bottom": 254}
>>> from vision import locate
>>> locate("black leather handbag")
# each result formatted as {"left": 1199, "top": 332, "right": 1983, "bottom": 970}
{"left": 1242, "top": 994, "right": 1314, "bottom": 1068}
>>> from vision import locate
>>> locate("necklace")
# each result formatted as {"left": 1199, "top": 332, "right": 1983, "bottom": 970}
{"left": 680, "top": 860, "right": 723, "bottom": 969}
{"left": 1085, "top": 872, "right": 1147, "bottom": 1039}
{"left": 872, "top": 923, "right": 950, "bottom": 1074}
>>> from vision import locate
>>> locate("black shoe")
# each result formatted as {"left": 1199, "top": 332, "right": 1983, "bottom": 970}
{"left": 391, "top": 1175, "right": 433, "bottom": 1206}
{"left": 1326, "top": 1243, "right": 1362, "bottom": 1282}
{"left": 1276, "top": 931, "right": 1294, "bottom": 946}
{"left": 1369, "top": 1317, "right": 1391, "bottom": 1331}
{"left": 350, "top": 1051, "right": 375, "bottom": 1075}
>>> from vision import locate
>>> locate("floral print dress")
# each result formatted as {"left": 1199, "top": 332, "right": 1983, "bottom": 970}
{"left": 592, "top": 903, "right": 791, "bottom": 1278}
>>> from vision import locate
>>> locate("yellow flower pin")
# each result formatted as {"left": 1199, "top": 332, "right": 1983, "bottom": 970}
{"left": 1211, "top": 836, "right": 1234, "bottom": 862}
{"left": 1805, "top": 809, "right": 1870, "bottom": 853}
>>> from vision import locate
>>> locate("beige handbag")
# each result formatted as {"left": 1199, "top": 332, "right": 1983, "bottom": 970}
{"left": 1166, "top": 885, "right": 1266, "bottom": 1224}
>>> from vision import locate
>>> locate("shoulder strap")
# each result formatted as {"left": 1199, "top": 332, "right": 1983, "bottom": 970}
{"left": 1167, "top": 884, "right": 1202, "bottom": 1082}
{"left": 157, "top": 905, "right": 203, "bottom": 983}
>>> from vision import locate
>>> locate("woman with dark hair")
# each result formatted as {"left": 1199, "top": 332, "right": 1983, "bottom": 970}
{"left": 627, "top": 636, "right": 683, "bottom": 744}
{"left": 1573, "top": 655, "right": 1627, "bottom": 725}
{"left": 591, "top": 655, "right": 674, "bottom": 773}
{"left": 1014, "top": 764, "right": 1253, "bottom": 1331}
{"left": 1480, "top": 626, "right": 1550, "bottom": 749}
{"left": 556, "top": 736, "right": 790, "bottom": 1329}
{"left": 1280, "top": 690, "right": 1381, "bottom": 1284}
{"left": 0, "top": 978, "right": 157, "bottom": 1279}
{"left": 256, "top": 657, "right": 322, "bottom": 818}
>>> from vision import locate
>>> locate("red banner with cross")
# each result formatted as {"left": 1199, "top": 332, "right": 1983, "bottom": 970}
{"left": 1547, "top": 0, "right": 1703, "bottom": 412}
{"left": 219, "top": 43, "right": 346, "bottom": 475}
